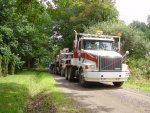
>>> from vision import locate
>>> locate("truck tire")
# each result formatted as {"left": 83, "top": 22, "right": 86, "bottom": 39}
{"left": 60, "top": 69, "right": 65, "bottom": 76}
{"left": 113, "top": 82, "right": 124, "bottom": 87}
{"left": 79, "top": 69, "right": 88, "bottom": 87}
{"left": 68, "top": 67, "right": 75, "bottom": 82}
{"left": 65, "top": 68, "right": 68, "bottom": 80}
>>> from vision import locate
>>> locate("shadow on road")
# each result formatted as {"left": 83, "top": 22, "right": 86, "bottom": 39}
{"left": 53, "top": 74, "right": 116, "bottom": 113}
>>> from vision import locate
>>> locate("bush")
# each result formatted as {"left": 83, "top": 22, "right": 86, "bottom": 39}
{"left": 128, "top": 58, "right": 150, "bottom": 80}
{"left": 2, "top": 56, "right": 9, "bottom": 77}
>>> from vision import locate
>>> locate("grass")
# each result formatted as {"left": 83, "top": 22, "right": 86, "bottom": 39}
{"left": 0, "top": 70, "right": 86, "bottom": 113}
{"left": 124, "top": 78, "right": 150, "bottom": 92}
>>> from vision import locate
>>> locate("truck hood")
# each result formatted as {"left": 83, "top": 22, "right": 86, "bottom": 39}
{"left": 84, "top": 50, "right": 122, "bottom": 57}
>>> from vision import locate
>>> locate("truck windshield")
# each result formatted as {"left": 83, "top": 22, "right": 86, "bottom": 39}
{"left": 83, "top": 40, "right": 113, "bottom": 51}
{"left": 60, "top": 54, "right": 73, "bottom": 59}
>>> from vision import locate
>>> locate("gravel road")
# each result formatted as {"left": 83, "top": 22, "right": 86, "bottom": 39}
{"left": 54, "top": 75, "right": 150, "bottom": 113}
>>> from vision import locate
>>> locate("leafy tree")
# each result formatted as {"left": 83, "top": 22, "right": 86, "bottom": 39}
{"left": 48, "top": 0, "right": 118, "bottom": 51}
{"left": 14, "top": 0, "right": 53, "bottom": 68}
{"left": 130, "top": 21, "right": 150, "bottom": 41}
{"left": 0, "top": 0, "right": 53, "bottom": 73}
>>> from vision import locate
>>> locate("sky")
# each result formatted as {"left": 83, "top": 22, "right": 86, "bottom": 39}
{"left": 115, "top": 0, "right": 150, "bottom": 24}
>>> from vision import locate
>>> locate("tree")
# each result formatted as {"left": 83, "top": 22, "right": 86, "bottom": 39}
{"left": 48, "top": 0, "right": 118, "bottom": 51}
{"left": 130, "top": 21, "right": 150, "bottom": 41}
{"left": 0, "top": 0, "right": 53, "bottom": 73}
{"left": 14, "top": 0, "right": 53, "bottom": 68}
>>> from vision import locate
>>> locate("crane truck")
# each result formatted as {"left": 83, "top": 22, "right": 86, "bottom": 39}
{"left": 52, "top": 48, "right": 73, "bottom": 76}
{"left": 64, "top": 31, "right": 129, "bottom": 87}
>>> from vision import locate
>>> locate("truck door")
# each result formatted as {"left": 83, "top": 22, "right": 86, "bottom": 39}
{"left": 78, "top": 40, "right": 83, "bottom": 64}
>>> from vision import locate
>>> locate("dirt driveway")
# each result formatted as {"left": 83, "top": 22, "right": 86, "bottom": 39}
{"left": 54, "top": 75, "right": 150, "bottom": 113}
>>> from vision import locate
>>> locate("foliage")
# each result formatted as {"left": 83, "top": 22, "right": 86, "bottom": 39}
{"left": 128, "top": 21, "right": 150, "bottom": 80}
{"left": 0, "top": 0, "right": 53, "bottom": 71}
{"left": 130, "top": 21, "right": 150, "bottom": 41}
{"left": 128, "top": 58, "right": 150, "bottom": 79}
{"left": 48, "top": 0, "right": 119, "bottom": 50}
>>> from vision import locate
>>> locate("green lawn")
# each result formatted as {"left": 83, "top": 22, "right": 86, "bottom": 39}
{"left": 0, "top": 70, "right": 86, "bottom": 113}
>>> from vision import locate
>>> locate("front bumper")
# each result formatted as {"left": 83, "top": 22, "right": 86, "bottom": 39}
{"left": 84, "top": 71, "right": 129, "bottom": 82}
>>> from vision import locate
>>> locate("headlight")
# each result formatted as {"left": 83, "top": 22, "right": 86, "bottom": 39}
{"left": 122, "top": 64, "right": 129, "bottom": 72}
{"left": 85, "top": 65, "right": 95, "bottom": 69}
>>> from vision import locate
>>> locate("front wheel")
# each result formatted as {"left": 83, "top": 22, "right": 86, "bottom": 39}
{"left": 68, "top": 67, "right": 75, "bottom": 82}
{"left": 113, "top": 82, "right": 124, "bottom": 87}
{"left": 79, "top": 69, "right": 88, "bottom": 87}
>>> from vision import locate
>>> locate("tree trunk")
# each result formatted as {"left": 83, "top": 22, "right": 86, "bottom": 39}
{"left": 2, "top": 56, "right": 9, "bottom": 77}
{"left": 27, "top": 57, "right": 31, "bottom": 68}
{"left": 9, "top": 57, "right": 15, "bottom": 75}
{"left": 0, "top": 56, "right": 2, "bottom": 77}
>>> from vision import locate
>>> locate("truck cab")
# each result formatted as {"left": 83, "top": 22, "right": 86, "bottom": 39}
{"left": 65, "top": 31, "right": 129, "bottom": 87}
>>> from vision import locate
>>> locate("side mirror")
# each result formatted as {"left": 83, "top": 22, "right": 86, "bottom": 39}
{"left": 125, "top": 51, "right": 129, "bottom": 55}
{"left": 123, "top": 51, "right": 129, "bottom": 64}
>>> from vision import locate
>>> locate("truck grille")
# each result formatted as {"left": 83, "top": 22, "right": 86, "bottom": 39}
{"left": 100, "top": 57, "right": 122, "bottom": 71}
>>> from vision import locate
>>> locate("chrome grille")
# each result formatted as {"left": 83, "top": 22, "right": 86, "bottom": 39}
{"left": 100, "top": 57, "right": 122, "bottom": 71}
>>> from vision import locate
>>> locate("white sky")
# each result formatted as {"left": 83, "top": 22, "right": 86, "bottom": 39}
{"left": 115, "top": 0, "right": 150, "bottom": 24}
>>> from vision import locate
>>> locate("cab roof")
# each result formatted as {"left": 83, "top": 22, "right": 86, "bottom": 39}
{"left": 81, "top": 37, "right": 114, "bottom": 41}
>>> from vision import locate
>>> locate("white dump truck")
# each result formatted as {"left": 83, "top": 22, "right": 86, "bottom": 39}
{"left": 65, "top": 31, "right": 130, "bottom": 87}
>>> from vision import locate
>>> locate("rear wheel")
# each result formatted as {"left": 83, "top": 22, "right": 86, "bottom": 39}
{"left": 79, "top": 69, "right": 88, "bottom": 87}
{"left": 65, "top": 68, "right": 68, "bottom": 80}
{"left": 68, "top": 67, "right": 75, "bottom": 82}
{"left": 113, "top": 82, "right": 124, "bottom": 87}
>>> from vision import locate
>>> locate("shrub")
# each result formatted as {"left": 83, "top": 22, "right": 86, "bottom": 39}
{"left": 128, "top": 58, "right": 150, "bottom": 80}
